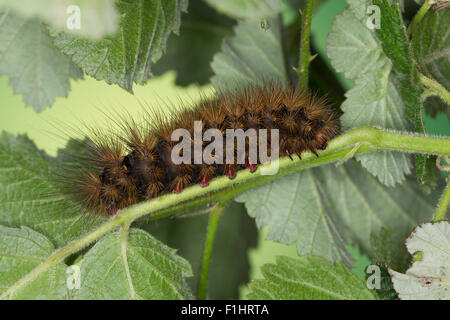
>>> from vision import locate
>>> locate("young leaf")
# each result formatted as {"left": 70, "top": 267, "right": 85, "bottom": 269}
{"left": 203, "top": 0, "right": 280, "bottom": 20}
{"left": 0, "top": 133, "right": 104, "bottom": 248}
{"left": 327, "top": 6, "right": 413, "bottom": 186}
{"left": 0, "top": 10, "right": 83, "bottom": 112}
{"left": 411, "top": 7, "right": 450, "bottom": 120}
{"left": 145, "top": 201, "right": 258, "bottom": 299}
{"left": 153, "top": 0, "right": 235, "bottom": 86}
{"left": 0, "top": 0, "right": 118, "bottom": 39}
{"left": 236, "top": 160, "right": 437, "bottom": 266}
{"left": 0, "top": 225, "right": 68, "bottom": 299}
{"left": 50, "top": 0, "right": 188, "bottom": 92}
{"left": 76, "top": 227, "right": 193, "bottom": 299}
{"left": 247, "top": 255, "right": 376, "bottom": 299}
{"left": 389, "top": 221, "right": 450, "bottom": 300}
{"left": 210, "top": 18, "right": 288, "bottom": 90}
{"left": 411, "top": 6, "right": 449, "bottom": 97}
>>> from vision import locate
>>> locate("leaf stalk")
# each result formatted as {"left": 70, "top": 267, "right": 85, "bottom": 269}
{"left": 419, "top": 73, "right": 450, "bottom": 104}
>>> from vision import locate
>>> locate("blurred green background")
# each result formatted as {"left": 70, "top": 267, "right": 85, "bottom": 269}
{"left": 0, "top": 0, "right": 448, "bottom": 299}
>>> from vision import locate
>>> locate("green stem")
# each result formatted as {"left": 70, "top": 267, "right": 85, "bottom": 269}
{"left": 297, "top": 0, "right": 314, "bottom": 90}
{"left": 408, "top": 0, "right": 431, "bottom": 35}
{"left": 419, "top": 73, "right": 450, "bottom": 104}
{"left": 434, "top": 183, "right": 450, "bottom": 222}
{"left": 2, "top": 126, "right": 450, "bottom": 299}
{"left": 120, "top": 222, "right": 137, "bottom": 299}
{"left": 197, "top": 202, "right": 227, "bottom": 300}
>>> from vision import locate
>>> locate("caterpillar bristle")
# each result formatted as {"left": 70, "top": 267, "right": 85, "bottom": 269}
{"left": 57, "top": 84, "right": 340, "bottom": 216}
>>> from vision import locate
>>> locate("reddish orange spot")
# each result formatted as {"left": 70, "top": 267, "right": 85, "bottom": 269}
{"left": 173, "top": 180, "right": 183, "bottom": 193}
{"left": 226, "top": 165, "right": 236, "bottom": 179}
{"left": 201, "top": 175, "right": 209, "bottom": 187}
{"left": 246, "top": 159, "right": 257, "bottom": 173}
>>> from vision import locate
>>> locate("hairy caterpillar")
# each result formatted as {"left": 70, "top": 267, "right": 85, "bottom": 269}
{"left": 60, "top": 84, "right": 340, "bottom": 216}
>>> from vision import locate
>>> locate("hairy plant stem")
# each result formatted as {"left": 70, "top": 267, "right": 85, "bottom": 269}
{"left": 197, "top": 202, "right": 227, "bottom": 300}
{"left": 420, "top": 73, "right": 450, "bottom": 104}
{"left": 434, "top": 183, "right": 450, "bottom": 222}
{"left": 297, "top": 0, "right": 314, "bottom": 90}
{"left": 2, "top": 126, "right": 450, "bottom": 299}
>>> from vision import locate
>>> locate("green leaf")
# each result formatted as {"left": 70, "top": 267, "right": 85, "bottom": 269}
{"left": 389, "top": 221, "right": 450, "bottom": 300}
{"left": 50, "top": 0, "right": 188, "bottom": 92}
{"left": 0, "top": 0, "right": 118, "bottom": 39}
{"left": 153, "top": 0, "right": 235, "bottom": 86}
{"left": 326, "top": 8, "right": 387, "bottom": 79}
{"left": 345, "top": 0, "right": 407, "bottom": 21}
{"left": 203, "top": 0, "right": 281, "bottom": 20}
{"left": 145, "top": 201, "right": 258, "bottom": 299}
{"left": 0, "top": 225, "right": 68, "bottom": 299}
{"left": 236, "top": 160, "right": 436, "bottom": 265}
{"left": 411, "top": 6, "right": 449, "bottom": 95}
{"left": 416, "top": 153, "right": 440, "bottom": 194}
{"left": 346, "top": 0, "right": 370, "bottom": 20}
{"left": 0, "top": 10, "right": 83, "bottom": 112}
{"left": 0, "top": 132, "right": 103, "bottom": 248}
{"left": 210, "top": 18, "right": 288, "bottom": 90}
{"left": 370, "top": 228, "right": 410, "bottom": 272}
{"left": 76, "top": 227, "right": 193, "bottom": 299}
{"left": 247, "top": 255, "right": 376, "bottom": 299}
{"left": 365, "top": 263, "right": 399, "bottom": 300}
{"left": 327, "top": 6, "right": 413, "bottom": 186}
{"left": 341, "top": 66, "right": 412, "bottom": 186}
{"left": 411, "top": 7, "right": 450, "bottom": 120}
{"left": 237, "top": 168, "right": 352, "bottom": 266}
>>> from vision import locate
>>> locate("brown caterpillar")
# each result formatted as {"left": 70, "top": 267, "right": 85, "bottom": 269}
{"left": 61, "top": 84, "right": 340, "bottom": 216}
